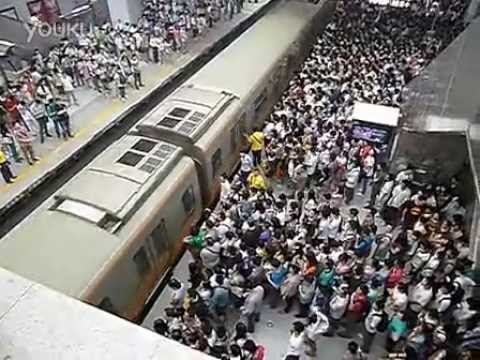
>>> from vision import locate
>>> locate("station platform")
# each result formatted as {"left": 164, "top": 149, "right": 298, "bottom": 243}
{"left": 0, "top": 268, "right": 214, "bottom": 360}
{"left": 142, "top": 184, "right": 388, "bottom": 360}
{"left": 0, "top": 0, "right": 273, "bottom": 216}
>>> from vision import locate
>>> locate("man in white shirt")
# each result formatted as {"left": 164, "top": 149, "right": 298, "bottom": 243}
{"left": 344, "top": 161, "right": 361, "bottom": 204}
{"left": 384, "top": 181, "right": 411, "bottom": 225}
{"left": 361, "top": 300, "right": 385, "bottom": 353}
{"left": 408, "top": 277, "right": 433, "bottom": 316}
{"left": 325, "top": 284, "right": 349, "bottom": 336}
{"left": 285, "top": 321, "right": 305, "bottom": 359}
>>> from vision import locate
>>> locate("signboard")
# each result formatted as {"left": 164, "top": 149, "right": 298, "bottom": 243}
{"left": 351, "top": 121, "right": 392, "bottom": 144}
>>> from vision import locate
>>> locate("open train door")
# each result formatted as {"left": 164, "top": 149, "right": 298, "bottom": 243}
{"left": 351, "top": 102, "right": 400, "bottom": 164}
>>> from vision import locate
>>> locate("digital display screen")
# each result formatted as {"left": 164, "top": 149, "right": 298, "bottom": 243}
{"left": 351, "top": 122, "right": 391, "bottom": 144}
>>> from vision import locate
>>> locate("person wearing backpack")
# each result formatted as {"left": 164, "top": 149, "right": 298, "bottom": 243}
{"left": 361, "top": 300, "right": 387, "bottom": 353}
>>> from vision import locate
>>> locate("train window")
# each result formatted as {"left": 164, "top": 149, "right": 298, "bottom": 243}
{"left": 98, "top": 297, "right": 117, "bottom": 315}
{"left": 189, "top": 111, "right": 207, "bottom": 123}
{"left": 117, "top": 151, "right": 144, "bottom": 167}
{"left": 133, "top": 247, "right": 151, "bottom": 276}
{"left": 211, "top": 149, "right": 222, "bottom": 177}
{"left": 132, "top": 139, "right": 157, "bottom": 153}
{"left": 231, "top": 124, "right": 240, "bottom": 150}
{"left": 151, "top": 219, "right": 168, "bottom": 255}
{"left": 254, "top": 88, "right": 268, "bottom": 113}
{"left": 182, "top": 186, "right": 195, "bottom": 214}
{"left": 158, "top": 117, "right": 181, "bottom": 128}
{"left": 169, "top": 107, "right": 190, "bottom": 118}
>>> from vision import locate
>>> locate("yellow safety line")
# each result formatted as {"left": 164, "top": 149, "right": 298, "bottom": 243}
{"left": 0, "top": 63, "right": 177, "bottom": 193}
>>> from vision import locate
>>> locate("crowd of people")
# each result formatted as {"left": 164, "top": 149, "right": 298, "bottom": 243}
{"left": 151, "top": 0, "right": 480, "bottom": 359}
{"left": 0, "top": 0, "right": 245, "bottom": 184}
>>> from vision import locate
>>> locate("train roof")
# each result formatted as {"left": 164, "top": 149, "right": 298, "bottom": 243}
{"left": 0, "top": 211, "right": 120, "bottom": 297}
{"left": 0, "top": 135, "right": 186, "bottom": 296}
{"left": 137, "top": 85, "right": 238, "bottom": 141}
{"left": 186, "top": 0, "right": 325, "bottom": 97}
{"left": 54, "top": 135, "right": 182, "bottom": 227}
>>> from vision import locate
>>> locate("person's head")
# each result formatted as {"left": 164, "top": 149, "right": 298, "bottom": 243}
{"left": 235, "top": 322, "right": 247, "bottom": 338}
{"left": 243, "top": 339, "right": 257, "bottom": 354}
{"left": 230, "top": 344, "right": 242, "bottom": 358}
{"left": 168, "top": 278, "right": 181, "bottom": 289}
{"left": 291, "top": 321, "right": 305, "bottom": 334}
{"left": 216, "top": 325, "right": 227, "bottom": 338}
{"left": 153, "top": 318, "right": 168, "bottom": 335}
{"left": 347, "top": 341, "right": 359, "bottom": 354}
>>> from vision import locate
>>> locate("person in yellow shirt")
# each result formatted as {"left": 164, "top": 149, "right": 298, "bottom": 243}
{"left": 247, "top": 127, "right": 264, "bottom": 167}
{"left": 0, "top": 149, "right": 16, "bottom": 184}
{"left": 247, "top": 168, "right": 267, "bottom": 191}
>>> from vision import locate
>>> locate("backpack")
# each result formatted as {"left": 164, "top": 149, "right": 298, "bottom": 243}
{"left": 376, "top": 311, "right": 389, "bottom": 332}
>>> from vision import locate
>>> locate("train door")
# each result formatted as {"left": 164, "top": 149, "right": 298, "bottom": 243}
{"left": 147, "top": 219, "right": 171, "bottom": 269}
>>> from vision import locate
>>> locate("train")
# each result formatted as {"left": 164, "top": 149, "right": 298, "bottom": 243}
{"left": 0, "top": 0, "right": 337, "bottom": 321}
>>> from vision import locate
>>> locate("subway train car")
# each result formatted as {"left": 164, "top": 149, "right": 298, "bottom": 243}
{"left": 0, "top": 135, "right": 203, "bottom": 320}
{"left": 135, "top": 0, "right": 337, "bottom": 206}
{"left": 0, "top": 0, "right": 337, "bottom": 321}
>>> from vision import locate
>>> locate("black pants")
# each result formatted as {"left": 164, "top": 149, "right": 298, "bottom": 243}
{"left": 284, "top": 296, "right": 295, "bottom": 313}
{"left": 59, "top": 116, "right": 73, "bottom": 138}
{"left": 252, "top": 150, "right": 262, "bottom": 167}
{"left": 134, "top": 72, "right": 143, "bottom": 89}
{"left": 36, "top": 116, "right": 51, "bottom": 143}
{"left": 152, "top": 47, "right": 159, "bottom": 63}
{"left": 361, "top": 326, "right": 376, "bottom": 353}
{"left": 0, "top": 163, "right": 14, "bottom": 183}
{"left": 344, "top": 186, "right": 355, "bottom": 204}
{"left": 246, "top": 312, "right": 259, "bottom": 333}
{"left": 383, "top": 206, "right": 400, "bottom": 225}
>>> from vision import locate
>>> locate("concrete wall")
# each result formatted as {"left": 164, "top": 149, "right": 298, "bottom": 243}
{"left": 391, "top": 130, "right": 468, "bottom": 182}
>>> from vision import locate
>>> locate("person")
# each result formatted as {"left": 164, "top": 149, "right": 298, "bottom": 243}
{"left": 46, "top": 98, "right": 62, "bottom": 139}
{"left": 130, "top": 54, "right": 144, "bottom": 89}
{"left": 304, "top": 312, "right": 329, "bottom": 357}
{"left": 56, "top": 101, "right": 74, "bottom": 138}
{"left": 60, "top": 72, "right": 78, "bottom": 105}
{"left": 344, "top": 161, "right": 361, "bottom": 204}
{"left": 285, "top": 321, "right": 305, "bottom": 360}
{"left": 338, "top": 285, "right": 369, "bottom": 338}
{"left": 247, "top": 127, "right": 265, "bottom": 167}
{"left": 361, "top": 300, "right": 386, "bottom": 353}
{"left": 342, "top": 341, "right": 366, "bottom": 360}
{"left": 296, "top": 275, "right": 315, "bottom": 318}
{"left": 168, "top": 278, "right": 186, "bottom": 308}
{"left": 12, "top": 122, "right": 38, "bottom": 165}
{"left": 247, "top": 168, "right": 267, "bottom": 191}
{"left": 240, "top": 151, "right": 254, "bottom": 182}
{"left": 241, "top": 284, "right": 264, "bottom": 333}
{"left": 0, "top": 149, "right": 16, "bottom": 183}
{"left": 31, "top": 98, "right": 52, "bottom": 143}
{"left": 384, "top": 181, "right": 412, "bottom": 225}
{"left": 326, "top": 284, "right": 349, "bottom": 336}
{"left": 184, "top": 225, "right": 206, "bottom": 258}
{"left": 209, "top": 275, "right": 230, "bottom": 320}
